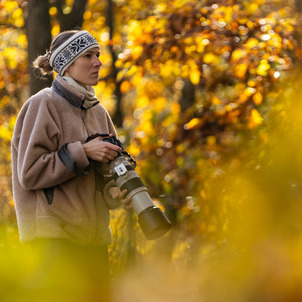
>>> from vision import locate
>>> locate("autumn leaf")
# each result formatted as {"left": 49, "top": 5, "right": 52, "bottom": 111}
{"left": 257, "top": 59, "right": 271, "bottom": 76}
{"left": 248, "top": 109, "right": 264, "bottom": 129}
{"left": 184, "top": 118, "right": 204, "bottom": 130}
{"left": 190, "top": 69, "right": 201, "bottom": 85}
{"left": 253, "top": 92, "right": 263, "bottom": 105}
{"left": 235, "top": 63, "right": 248, "bottom": 78}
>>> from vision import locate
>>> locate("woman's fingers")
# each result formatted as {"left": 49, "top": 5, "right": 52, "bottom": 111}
{"left": 109, "top": 187, "right": 132, "bottom": 208}
{"left": 83, "top": 138, "right": 122, "bottom": 162}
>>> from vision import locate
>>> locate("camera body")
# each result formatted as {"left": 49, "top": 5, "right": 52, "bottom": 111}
{"left": 89, "top": 134, "right": 172, "bottom": 240}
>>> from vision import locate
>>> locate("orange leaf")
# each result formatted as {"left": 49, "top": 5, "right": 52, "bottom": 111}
{"left": 248, "top": 109, "right": 263, "bottom": 129}
{"left": 120, "top": 81, "right": 131, "bottom": 93}
{"left": 253, "top": 92, "right": 263, "bottom": 105}
{"left": 184, "top": 118, "right": 204, "bottom": 130}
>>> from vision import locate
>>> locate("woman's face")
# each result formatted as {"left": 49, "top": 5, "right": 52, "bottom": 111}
{"left": 64, "top": 47, "right": 102, "bottom": 87}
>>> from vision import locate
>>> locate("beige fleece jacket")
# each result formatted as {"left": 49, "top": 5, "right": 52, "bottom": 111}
{"left": 11, "top": 76, "right": 120, "bottom": 245}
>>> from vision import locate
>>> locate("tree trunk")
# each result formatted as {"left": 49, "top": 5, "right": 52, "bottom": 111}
{"left": 296, "top": 0, "right": 302, "bottom": 12}
{"left": 24, "top": 0, "right": 88, "bottom": 96}
{"left": 24, "top": 0, "right": 53, "bottom": 96}
{"left": 55, "top": 0, "right": 88, "bottom": 31}
{"left": 106, "top": 0, "right": 124, "bottom": 127}
{"left": 179, "top": 79, "right": 195, "bottom": 113}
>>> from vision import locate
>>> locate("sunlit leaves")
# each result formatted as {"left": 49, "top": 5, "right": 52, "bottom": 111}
{"left": 0, "top": 3, "right": 28, "bottom": 222}
{"left": 113, "top": 0, "right": 302, "bottom": 243}
{"left": 1, "top": 1, "right": 302, "bottom": 277}
{"left": 184, "top": 118, "right": 204, "bottom": 130}
{"left": 248, "top": 108, "right": 264, "bottom": 129}
{"left": 0, "top": 1, "right": 24, "bottom": 28}
{"left": 257, "top": 59, "right": 271, "bottom": 76}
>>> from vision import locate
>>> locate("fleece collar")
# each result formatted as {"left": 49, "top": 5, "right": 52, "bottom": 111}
{"left": 51, "top": 75, "right": 99, "bottom": 110}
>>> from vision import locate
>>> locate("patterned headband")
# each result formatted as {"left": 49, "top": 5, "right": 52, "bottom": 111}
{"left": 49, "top": 31, "right": 100, "bottom": 75}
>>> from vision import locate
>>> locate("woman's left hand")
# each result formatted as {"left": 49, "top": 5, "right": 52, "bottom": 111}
{"left": 109, "top": 187, "right": 132, "bottom": 208}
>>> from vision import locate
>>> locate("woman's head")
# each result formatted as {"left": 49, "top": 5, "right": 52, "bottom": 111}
{"left": 64, "top": 46, "right": 102, "bottom": 86}
{"left": 33, "top": 30, "right": 101, "bottom": 85}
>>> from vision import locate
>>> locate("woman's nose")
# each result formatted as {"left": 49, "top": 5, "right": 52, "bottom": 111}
{"left": 95, "top": 57, "right": 102, "bottom": 67}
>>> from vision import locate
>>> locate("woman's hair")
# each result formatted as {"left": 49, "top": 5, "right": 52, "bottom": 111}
{"left": 33, "top": 30, "right": 80, "bottom": 75}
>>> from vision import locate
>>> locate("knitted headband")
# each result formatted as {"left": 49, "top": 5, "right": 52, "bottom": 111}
{"left": 49, "top": 31, "right": 100, "bottom": 75}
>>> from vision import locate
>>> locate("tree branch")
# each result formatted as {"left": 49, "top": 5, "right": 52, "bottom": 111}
{"left": 55, "top": 0, "right": 88, "bottom": 31}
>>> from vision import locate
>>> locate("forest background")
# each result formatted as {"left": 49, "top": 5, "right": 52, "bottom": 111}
{"left": 1, "top": 0, "right": 302, "bottom": 301}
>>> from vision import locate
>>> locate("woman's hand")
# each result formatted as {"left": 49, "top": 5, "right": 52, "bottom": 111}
{"left": 83, "top": 136, "right": 122, "bottom": 163}
{"left": 109, "top": 187, "right": 132, "bottom": 208}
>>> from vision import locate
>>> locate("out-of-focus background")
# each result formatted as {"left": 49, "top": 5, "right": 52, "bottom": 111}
{"left": 1, "top": 0, "right": 302, "bottom": 301}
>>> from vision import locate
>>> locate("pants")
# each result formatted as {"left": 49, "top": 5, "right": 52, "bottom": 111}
{"left": 24, "top": 239, "right": 110, "bottom": 302}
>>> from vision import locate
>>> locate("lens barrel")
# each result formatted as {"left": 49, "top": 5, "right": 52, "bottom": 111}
{"left": 108, "top": 157, "right": 172, "bottom": 240}
{"left": 138, "top": 206, "right": 172, "bottom": 240}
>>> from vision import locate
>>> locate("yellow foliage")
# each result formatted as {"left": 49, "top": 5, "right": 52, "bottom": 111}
{"left": 184, "top": 118, "right": 204, "bottom": 130}
{"left": 245, "top": 38, "right": 259, "bottom": 49}
{"left": 12, "top": 8, "right": 24, "bottom": 27}
{"left": 203, "top": 53, "right": 219, "bottom": 64}
{"left": 253, "top": 92, "right": 263, "bottom": 105}
{"left": 154, "top": 97, "right": 167, "bottom": 112}
{"left": 247, "top": 20, "right": 255, "bottom": 30}
{"left": 239, "top": 87, "right": 256, "bottom": 103}
{"left": 17, "top": 34, "right": 27, "bottom": 49}
{"left": 0, "top": 95, "right": 9, "bottom": 110}
{"left": 128, "top": 143, "right": 140, "bottom": 157}
{"left": 268, "top": 34, "right": 282, "bottom": 49}
{"left": 132, "top": 70, "right": 143, "bottom": 86}
{"left": 189, "top": 69, "right": 200, "bottom": 85}
{"left": 160, "top": 60, "right": 180, "bottom": 79}
{"left": 95, "top": 16, "right": 106, "bottom": 27}
{"left": 120, "top": 81, "right": 131, "bottom": 94}
{"left": 223, "top": 6, "right": 233, "bottom": 24}
{"left": 3, "top": 47, "right": 18, "bottom": 69}
{"left": 176, "top": 143, "right": 186, "bottom": 154}
{"left": 83, "top": 10, "right": 92, "bottom": 20}
{"left": 0, "top": 116, "right": 16, "bottom": 142}
{"left": 248, "top": 80, "right": 257, "bottom": 87}
{"left": 248, "top": 3, "right": 259, "bottom": 13}
{"left": 52, "top": 24, "right": 60, "bottom": 36}
{"left": 171, "top": 102, "right": 180, "bottom": 116}
{"left": 248, "top": 109, "right": 263, "bottom": 129}
{"left": 3, "top": 1, "right": 18, "bottom": 11}
{"left": 257, "top": 59, "right": 271, "bottom": 76}
{"left": 231, "top": 49, "right": 247, "bottom": 61}
{"left": 234, "top": 63, "right": 248, "bottom": 79}
{"left": 49, "top": 6, "right": 57, "bottom": 17}
{"left": 212, "top": 96, "right": 222, "bottom": 105}
{"left": 206, "top": 136, "right": 216, "bottom": 146}
{"left": 137, "top": 96, "right": 149, "bottom": 108}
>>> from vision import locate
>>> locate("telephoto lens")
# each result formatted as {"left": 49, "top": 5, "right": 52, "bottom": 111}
{"left": 100, "top": 136, "right": 172, "bottom": 240}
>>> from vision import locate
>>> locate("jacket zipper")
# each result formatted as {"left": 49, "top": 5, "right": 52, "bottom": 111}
{"left": 81, "top": 109, "right": 99, "bottom": 243}
{"left": 80, "top": 110, "right": 90, "bottom": 137}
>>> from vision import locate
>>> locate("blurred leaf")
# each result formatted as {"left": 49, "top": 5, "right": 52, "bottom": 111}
{"left": 248, "top": 108, "right": 264, "bottom": 129}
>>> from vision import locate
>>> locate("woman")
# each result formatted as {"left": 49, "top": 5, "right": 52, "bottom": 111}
{"left": 11, "top": 29, "right": 129, "bottom": 302}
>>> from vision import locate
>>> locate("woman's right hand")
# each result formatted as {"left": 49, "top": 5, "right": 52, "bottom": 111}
{"left": 83, "top": 136, "right": 122, "bottom": 163}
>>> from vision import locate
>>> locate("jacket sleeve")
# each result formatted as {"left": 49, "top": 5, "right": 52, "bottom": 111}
{"left": 13, "top": 99, "right": 89, "bottom": 191}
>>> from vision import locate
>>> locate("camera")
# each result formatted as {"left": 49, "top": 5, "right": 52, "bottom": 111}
{"left": 87, "top": 134, "right": 172, "bottom": 240}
